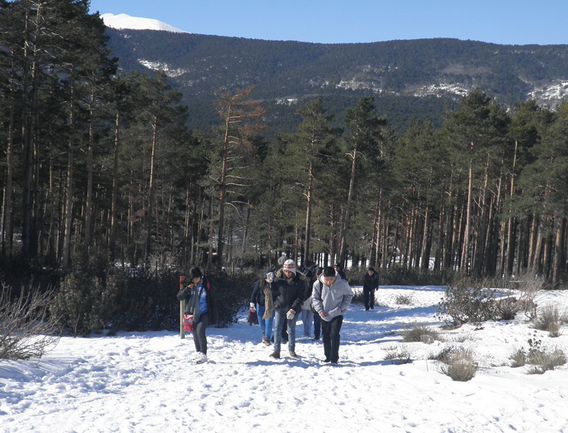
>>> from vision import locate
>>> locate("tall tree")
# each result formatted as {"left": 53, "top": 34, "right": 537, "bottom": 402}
{"left": 212, "top": 86, "right": 265, "bottom": 268}
{"left": 284, "top": 98, "right": 337, "bottom": 264}
{"left": 338, "top": 96, "right": 384, "bottom": 265}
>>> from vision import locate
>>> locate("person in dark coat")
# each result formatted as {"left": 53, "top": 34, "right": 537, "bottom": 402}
{"left": 363, "top": 267, "right": 380, "bottom": 310}
{"left": 250, "top": 268, "right": 275, "bottom": 345}
{"left": 270, "top": 259, "right": 305, "bottom": 359}
{"left": 334, "top": 263, "right": 347, "bottom": 280}
{"left": 177, "top": 267, "right": 217, "bottom": 364}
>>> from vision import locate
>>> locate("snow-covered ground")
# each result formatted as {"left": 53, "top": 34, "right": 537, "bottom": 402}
{"left": 101, "top": 13, "right": 187, "bottom": 33}
{"left": 1, "top": 285, "right": 568, "bottom": 432}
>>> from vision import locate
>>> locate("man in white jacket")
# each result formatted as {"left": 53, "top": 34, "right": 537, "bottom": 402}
{"left": 312, "top": 266, "right": 353, "bottom": 364}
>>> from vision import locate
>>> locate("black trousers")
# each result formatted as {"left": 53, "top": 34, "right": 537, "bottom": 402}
{"left": 363, "top": 287, "right": 375, "bottom": 310}
{"left": 192, "top": 312, "right": 210, "bottom": 355}
{"left": 321, "top": 315, "right": 343, "bottom": 362}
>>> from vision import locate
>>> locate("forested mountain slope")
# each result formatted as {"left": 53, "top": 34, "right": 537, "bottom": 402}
{"left": 105, "top": 28, "right": 568, "bottom": 131}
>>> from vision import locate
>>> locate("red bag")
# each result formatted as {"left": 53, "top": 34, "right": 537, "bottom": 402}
{"left": 182, "top": 314, "right": 194, "bottom": 331}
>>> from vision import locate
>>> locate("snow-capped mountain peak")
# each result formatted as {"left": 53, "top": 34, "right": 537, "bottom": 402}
{"left": 101, "top": 13, "right": 187, "bottom": 33}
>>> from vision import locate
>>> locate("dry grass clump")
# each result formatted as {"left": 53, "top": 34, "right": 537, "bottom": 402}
{"left": 509, "top": 333, "right": 567, "bottom": 374}
{"left": 534, "top": 304, "right": 562, "bottom": 337}
{"left": 439, "top": 347, "right": 478, "bottom": 381}
{"left": 383, "top": 345, "right": 412, "bottom": 364}
{"left": 402, "top": 323, "right": 442, "bottom": 343}
{"left": 395, "top": 294, "right": 414, "bottom": 305}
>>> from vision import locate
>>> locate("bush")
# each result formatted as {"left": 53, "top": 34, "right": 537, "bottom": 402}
{"left": 402, "top": 323, "right": 441, "bottom": 343}
{"left": 440, "top": 347, "right": 477, "bottom": 381}
{"left": 0, "top": 282, "right": 60, "bottom": 360}
{"left": 509, "top": 348, "right": 527, "bottom": 368}
{"left": 437, "top": 277, "right": 499, "bottom": 325}
{"left": 534, "top": 305, "right": 561, "bottom": 337}
{"left": 395, "top": 294, "right": 414, "bottom": 305}
{"left": 207, "top": 269, "right": 257, "bottom": 328}
{"left": 524, "top": 333, "right": 567, "bottom": 374}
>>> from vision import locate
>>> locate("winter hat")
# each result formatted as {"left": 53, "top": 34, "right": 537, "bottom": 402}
{"left": 278, "top": 255, "right": 289, "bottom": 266}
{"left": 282, "top": 259, "right": 297, "bottom": 275}
{"left": 323, "top": 266, "right": 336, "bottom": 278}
{"left": 368, "top": 267, "right": 375, "bottom": 272}
{"left": 189, "top": 267, "right": 202, "bottom": 279}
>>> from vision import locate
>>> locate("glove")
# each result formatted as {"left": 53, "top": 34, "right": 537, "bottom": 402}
{"left": 286, "top": 309, "right": 296, "bottom": 320}
{"left": 249, "top": 302, "right": 256, "bottom": 313}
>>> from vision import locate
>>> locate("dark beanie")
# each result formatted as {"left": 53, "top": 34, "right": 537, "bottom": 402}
{"left": 323, "top": 266, "right": 335, "bottom": 278}
{"left": 189, "top": 267, "right": 202, "bottom": 279}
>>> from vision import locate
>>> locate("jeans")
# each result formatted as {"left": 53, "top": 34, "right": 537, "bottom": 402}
{"left": 301, "top": 309, "right": 313, "bottom": 337}
{"left": 273, "top": 310, "right": 298, "bottom": 352}
{"left": 322, "top": 315, "right": 343, "bottom": 362}
{"left": 313, "top": 313, "right": 321, "bottom": 339}
{"left": 192, "top": 312, "right": 209, "bottom": 355}
{"left": 257, "top": 304, "right": 274, "bottom": 340}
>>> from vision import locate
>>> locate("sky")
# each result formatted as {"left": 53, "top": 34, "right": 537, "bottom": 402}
{"left": 88, "top": 0, "right": 568, "bottom": 46}
{"left": 2, "top": 284, "right": 568, "bottom": 432}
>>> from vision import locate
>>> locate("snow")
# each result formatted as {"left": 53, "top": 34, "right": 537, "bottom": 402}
{"left": 101, "top": 13, "right": 187, "bottom": 33}
{"left": 2, "top": 285, "right": 568, "bottom": 432}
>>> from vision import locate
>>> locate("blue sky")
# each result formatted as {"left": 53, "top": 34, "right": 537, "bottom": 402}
{"left": 89, "top": 0, "right": 568, "bottom": 45}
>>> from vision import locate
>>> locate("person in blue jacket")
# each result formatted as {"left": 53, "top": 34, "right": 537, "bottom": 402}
{"left": 177, "top": 267, "right": 217, "bottom": 364}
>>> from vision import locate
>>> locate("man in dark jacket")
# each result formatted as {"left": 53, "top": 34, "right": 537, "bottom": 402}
{"left": 270, "top": 259, "right": 305, "bottom": 359}
{"left": 363, "top": 267, "right": 379, "bottom": 310}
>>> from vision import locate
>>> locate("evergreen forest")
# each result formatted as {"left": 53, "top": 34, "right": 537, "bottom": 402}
{"left": 2, "top": 0, "right": 568, "bottom": 334}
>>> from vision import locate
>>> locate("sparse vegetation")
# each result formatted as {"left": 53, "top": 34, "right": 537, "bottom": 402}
{"left": 383, "top": 345, "right": 412, "bottom": 364}
{"left": 395, "top": 294, "right": 414, "bottom": 305}
{"left": 0, "top": 282, "right": 60, "bottom": 360}
{"left": 534, "top": 305, "right": 562, "bottom": 337}
{"left": 509, "top": 333, "right": 567, "bottom": 373}
{"left": 439, "top": 347, "right": 478, "bottom": 381}
{"left": 402, "top": 323, "right": 442, "bottom": 343}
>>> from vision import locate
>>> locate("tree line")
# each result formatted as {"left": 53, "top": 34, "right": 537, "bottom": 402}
{"left": 2, "top": 0, "right": 568, "bottom": 288}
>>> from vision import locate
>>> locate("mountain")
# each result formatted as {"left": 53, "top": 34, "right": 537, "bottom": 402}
{"left": 102, "top": 17, "right": 568, "bottom": 133}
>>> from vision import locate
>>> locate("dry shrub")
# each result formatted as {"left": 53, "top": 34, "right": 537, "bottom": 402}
{"left": 383, "top": 345, "right": 412, "bottom": 364}
{"left": 509, "top": 348, "right": 527, "bottom": 368}
{"left": 402, "top": 323, "right": 441, "bottom": 343}
{"left": 524, "top": 334, "right": 567, "bottom": 374}
{"left": 534, "top": 304, "right": 562, "bottom": 337}
{"left": 437, "top": 278, "right": 498, "bottom": 325}
{"left": 0, "top": 282, "right": 60, "bottom": 360}
{"left": 395, "top": 294, "right": 414, "bottom": 305}
{"left": 440, "top": 347, "right": 477, "bottom": 381}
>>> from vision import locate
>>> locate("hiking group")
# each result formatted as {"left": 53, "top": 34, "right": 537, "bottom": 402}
{"left": 178, "top": 258, "right": 379, "bottom": 365}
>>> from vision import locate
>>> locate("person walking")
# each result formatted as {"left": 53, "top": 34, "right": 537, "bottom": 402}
{"left": 312, "top": 266, "right": 353, "bottom": 364}
{"left": 177, "top": 267, "right": 218, "bottom": 364}
{"left": 250, "top": 268, "right": 275, "bottom": 345}
{"left": 334, "top": 263, "right": 347, "bottom": 280}
{"left": 300, "top": 270, "right": 315, "bottom": 338}
{"left": 363, "top": 267, "right": 379, "bottom": 310}
{"left": 270, "top": 259, "right": 305, "bottom": 359}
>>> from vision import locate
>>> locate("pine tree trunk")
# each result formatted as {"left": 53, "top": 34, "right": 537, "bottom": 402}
{"left": 109, "top": 112, "right": 120, "bottom": 262}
